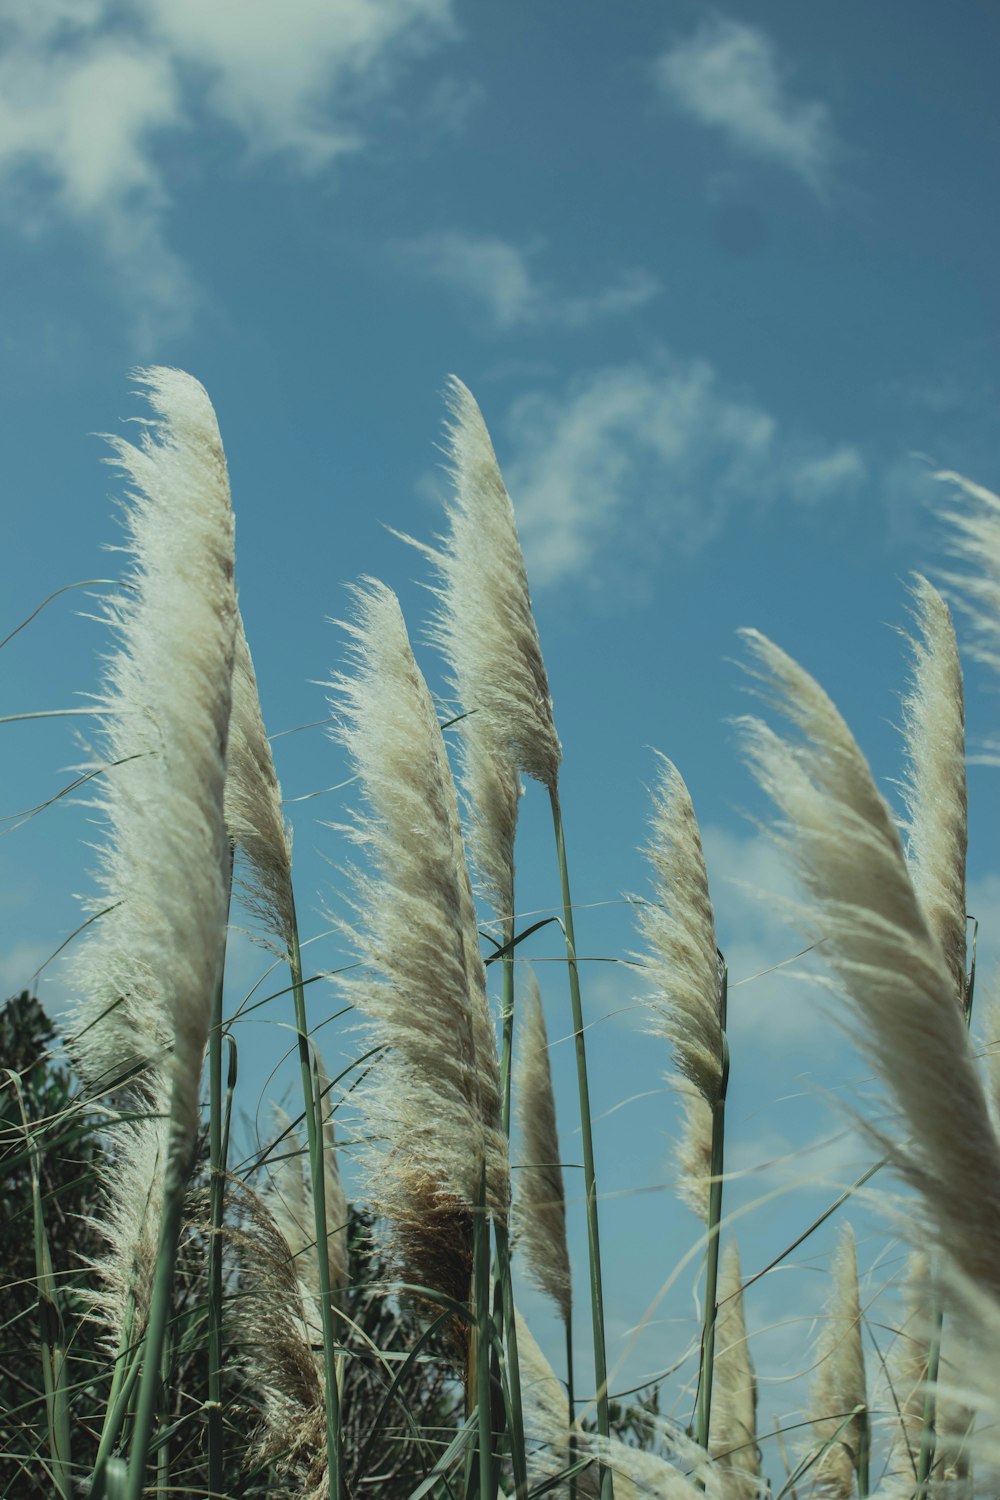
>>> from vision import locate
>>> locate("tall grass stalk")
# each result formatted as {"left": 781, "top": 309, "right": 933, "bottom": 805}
{"left": 207, "top": 918, "right": 230, "bottom": 1498}
{"left": 694, "top": 975, "right": 728, "bottom": 1454}
{"left": 289, "top": 903, "right": 343, "bottom": 1499}
{"left": 12, "top": 1076, "right": 72, "bottom": 1499}
{"left": 550, "top": 785, "right": 613, "bottom": 1495}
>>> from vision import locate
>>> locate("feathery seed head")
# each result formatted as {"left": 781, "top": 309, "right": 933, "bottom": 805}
{"left": 899, "top": 575, "right": 968, "bottom": 1004}
{"left": 810, "top": 1225, "right": 867, "bottom": 1498}
{"left": 634, "top": 754, "right": 724, "bottom": 1102}
{"left": 225, "top": 612, "right": 294, "bottom": 951}
{"left": 709, "top": 1242, "right": 760, "bottom": 1500}
{"left": 938, "top": 470, "right": 1000, "bottom": 677}
{"left": 403, "top": 375, "right": 561, "bottom": 804}
{"left": 328, "top": 579, "right": 509, "bottom": 1298}
{"left": 514, "top": 966, "right": 572, "bottom": 1324}
{"left": 738, "top": 629, "right": 1000, "bottom": 1299}
{"left": 70, "top": 366, "right": 236, "bottom": 1167}
{"left": 633, "top": 754, "right": 724, "bottom": 1216}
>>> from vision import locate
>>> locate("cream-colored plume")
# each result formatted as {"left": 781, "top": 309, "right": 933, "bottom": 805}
{"left": 709, "top": 1242, "right": 760, "bottom": 1500}
{"left": 228, "top": 1178, "right": 328, "bottom": 1499}
{"left": 899, "top": 575, "right": 968, "bottom": 1005}
{"left": 809, "top": 1225, "right": 867, "bottom": 1499}
{"left": 328, "top": 579, "right": 509, "bottom": 1302}
{"left": 938, "top": 470, "right": 1000, "bottom": 678}
{"left": 515, "top": 966, "right": 572, "bottom": 1325}
{"left": 633, "top": 753, "right": 724, "bottom": 1217}
{"left": 884, "top": 1251, "right": 931, "bottom": 1483}
{"left": 517, "top": 1316, "right": 716, "bottom": 1500}
{"left": 69, "top": 367, "right": 236, "bottom": 1339}
{"left": 738, "top": 630, "right": 1000, "bottom": 1299}
{"left": 396, "top": 375, "right": 557, "bottom": 906}
{"left": 225, "top": 611, "right": 294, "bottom": 952}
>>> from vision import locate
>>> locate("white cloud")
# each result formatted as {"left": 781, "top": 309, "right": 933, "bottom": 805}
{"left": 396, "top": 229, "right": 660, "bottom": 330}
{"left": 654, "top": 18, "right": 836, "bottom": 193}
{"left": 790, "top": 445, "right": 866, "bottom": 503}
{"left": 0, "top": 0, "right": 455, "bottom": 341}
{"left": 498, "top": 355, "right": 862, "bottom": 587}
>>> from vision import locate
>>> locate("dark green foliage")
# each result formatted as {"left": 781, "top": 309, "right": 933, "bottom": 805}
{"left": 0, "top": 992, "right": 103, "bottom": 1496}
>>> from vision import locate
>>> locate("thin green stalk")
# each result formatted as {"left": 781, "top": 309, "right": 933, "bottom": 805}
{"left": 566, "top": 1316, "right": 577, "bottom": 1500}
{"left": 856, "top": 1401, "right": 871, "bottom": 1499}
{"left": 914, "top": 948, "right": 976, "bottom": 1497}
{"left": 695, "top": 967, "right": 730, "bottom": 1455}
{"left": 288, "top": 892, "right": 343, "bottom": 1500}
{"left": 493, "top": 1220, "right": 528, "bottom": 1500}
{"left": 475, "top": 1183, "right": 495, "bottom": 1500}
{"left": 12, "top": 1077, "right": 72, "bottom": 1500}
{"left": 157, "top": 1319, "right": 173, "bottom": 1499}
{"left": 207, "top": 849, "right": 234, "bottom": 1496}
{"left": 89, "top": 1333, "right": 144, "bottom": 1500}
{"left": 124, "top": 1134, "right": 192, "bottom": 1500}
{"left": 499, "top": 908, "right": 516, "bottom": 1136}
{"left": 548, "top": 786, "right": 612, "bottom": 1500}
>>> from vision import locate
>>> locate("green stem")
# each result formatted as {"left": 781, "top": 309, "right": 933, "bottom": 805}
{"left": 206, "top": 849, "right": 235, "bottom": 1491}
{"left": 90, "top": 1333, "right": 143, "bottom": 1500}
{"left": 477, "top": 1184, "right": 495, "bottom": 1500}
{"left": 494, "top": 1220, "right": 528, "bottom": 1500}
{"left": 695, "top": 966, "right": 729, "bottom": 1455}
{"left": 549, "top": 786, "right": 613, "bottom": 1500}
{"left": 124, "top": 1135, "right": 191, "bottom": 1500}
{"left": 566, "top": 1315, "right": 577, "bottom": 1500}
{"left": 207, "top": 879, "right": 230, "bottom": 1496}
{"left": 499, "top": 908, "right": 516, "bottom": 1137}
{"left": 17, "top": 1082, "right": 72, "bottom": 1500}
{"left": 288, "top": 896, "right": 343, "bottom": 1500}
{"left": 856, "top": 1402, "right": 871, "bottom": 1499}
{"left": 157, "top": 1320, "right": 173, "bottom": 1499}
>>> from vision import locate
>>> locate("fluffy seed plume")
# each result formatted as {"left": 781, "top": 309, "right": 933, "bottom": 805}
{"left": 514, "top": 965, "right": 572, "bottom": 1325}
{"left": 398, "top": 376, "right": 559, "bottom": 869}
{"left": 328, "top": 579, "right": 509, "bottom": 1303}
{"left": 738, "top": 630, "right": 1000, "bottom": 1298}
{"left": 633, "top": 753, "right": 724, "bottom": 1217}
{"left": 228, "top": 1179, "right": 328, "bottom": 1499}
{"left": 938, "top": 470, "right": 1000, "bottom": 678}
{"left": 516, "top": 1317, "right": 715, "bottom": 1500}
{"left": 225, "top": 611, "right": 294, "bottom": 952}
{"left": 809, "top": 1225, "right": 867, "bottom": 1499}
{"left": 899, "top": 575, "right": 968, "bottom": 1004}
{"left": 68, "top": 368, "right": 236, "bottom": 1336}
{"left": 884, "top": 1251, "right": 931, "bottom": 1482}
{"left": 709, "top": 1242, "right": 760, "bottom": 1500}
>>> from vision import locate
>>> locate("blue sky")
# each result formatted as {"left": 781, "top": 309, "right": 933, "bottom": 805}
{"left": 3, "top": 0, "right": 1000, "bottom": 1466}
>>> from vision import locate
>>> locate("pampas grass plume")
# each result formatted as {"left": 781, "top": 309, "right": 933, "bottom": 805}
{"left": 809, "top": 1225, "right": 866, "bottom": 1499}
{"left": 709, "top": 1243, "right": 760, "bottom": 1500}
{"left": 738, "top": 629, "right": 1000, "bottom": 1299}
{"left": 225, "top": 611, "right": 294, "bottom": 951}
{"left": 515, "top": 965, "right": 572, "bottom": 1325}
{"left": 328, "top": 579, "right": 508, "bottom": 1299}
{"left": 633, "top": 753, "right": 723, "bottom": 1217}
{"left": 69, "top": 367, "right": 236, "bottom": 1340}
{"left": 899, "top": 575, "right": 968, "bottom": 1004}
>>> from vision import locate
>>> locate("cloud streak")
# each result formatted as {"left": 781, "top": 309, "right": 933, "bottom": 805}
{"left": 654, "top": 18, "right": 837, "bottom": 193}
{"left": 396, "top": 228, "right": 660, "bottom": 330}
{"left": 491, "top": 355, "right": 865, "bottom": 587}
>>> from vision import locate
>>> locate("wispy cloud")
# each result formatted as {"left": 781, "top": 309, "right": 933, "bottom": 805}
{"left": 653, "top": 17, "right": 837, "bottom": 193}
{"left": 489, "top": 355, "right": 864, "bottom": 587}
{"left": 0, "top": 0, "right": 455, "bottom": 344}
{"left": 395, "top": 229, "right": 660, "bottom": 330}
